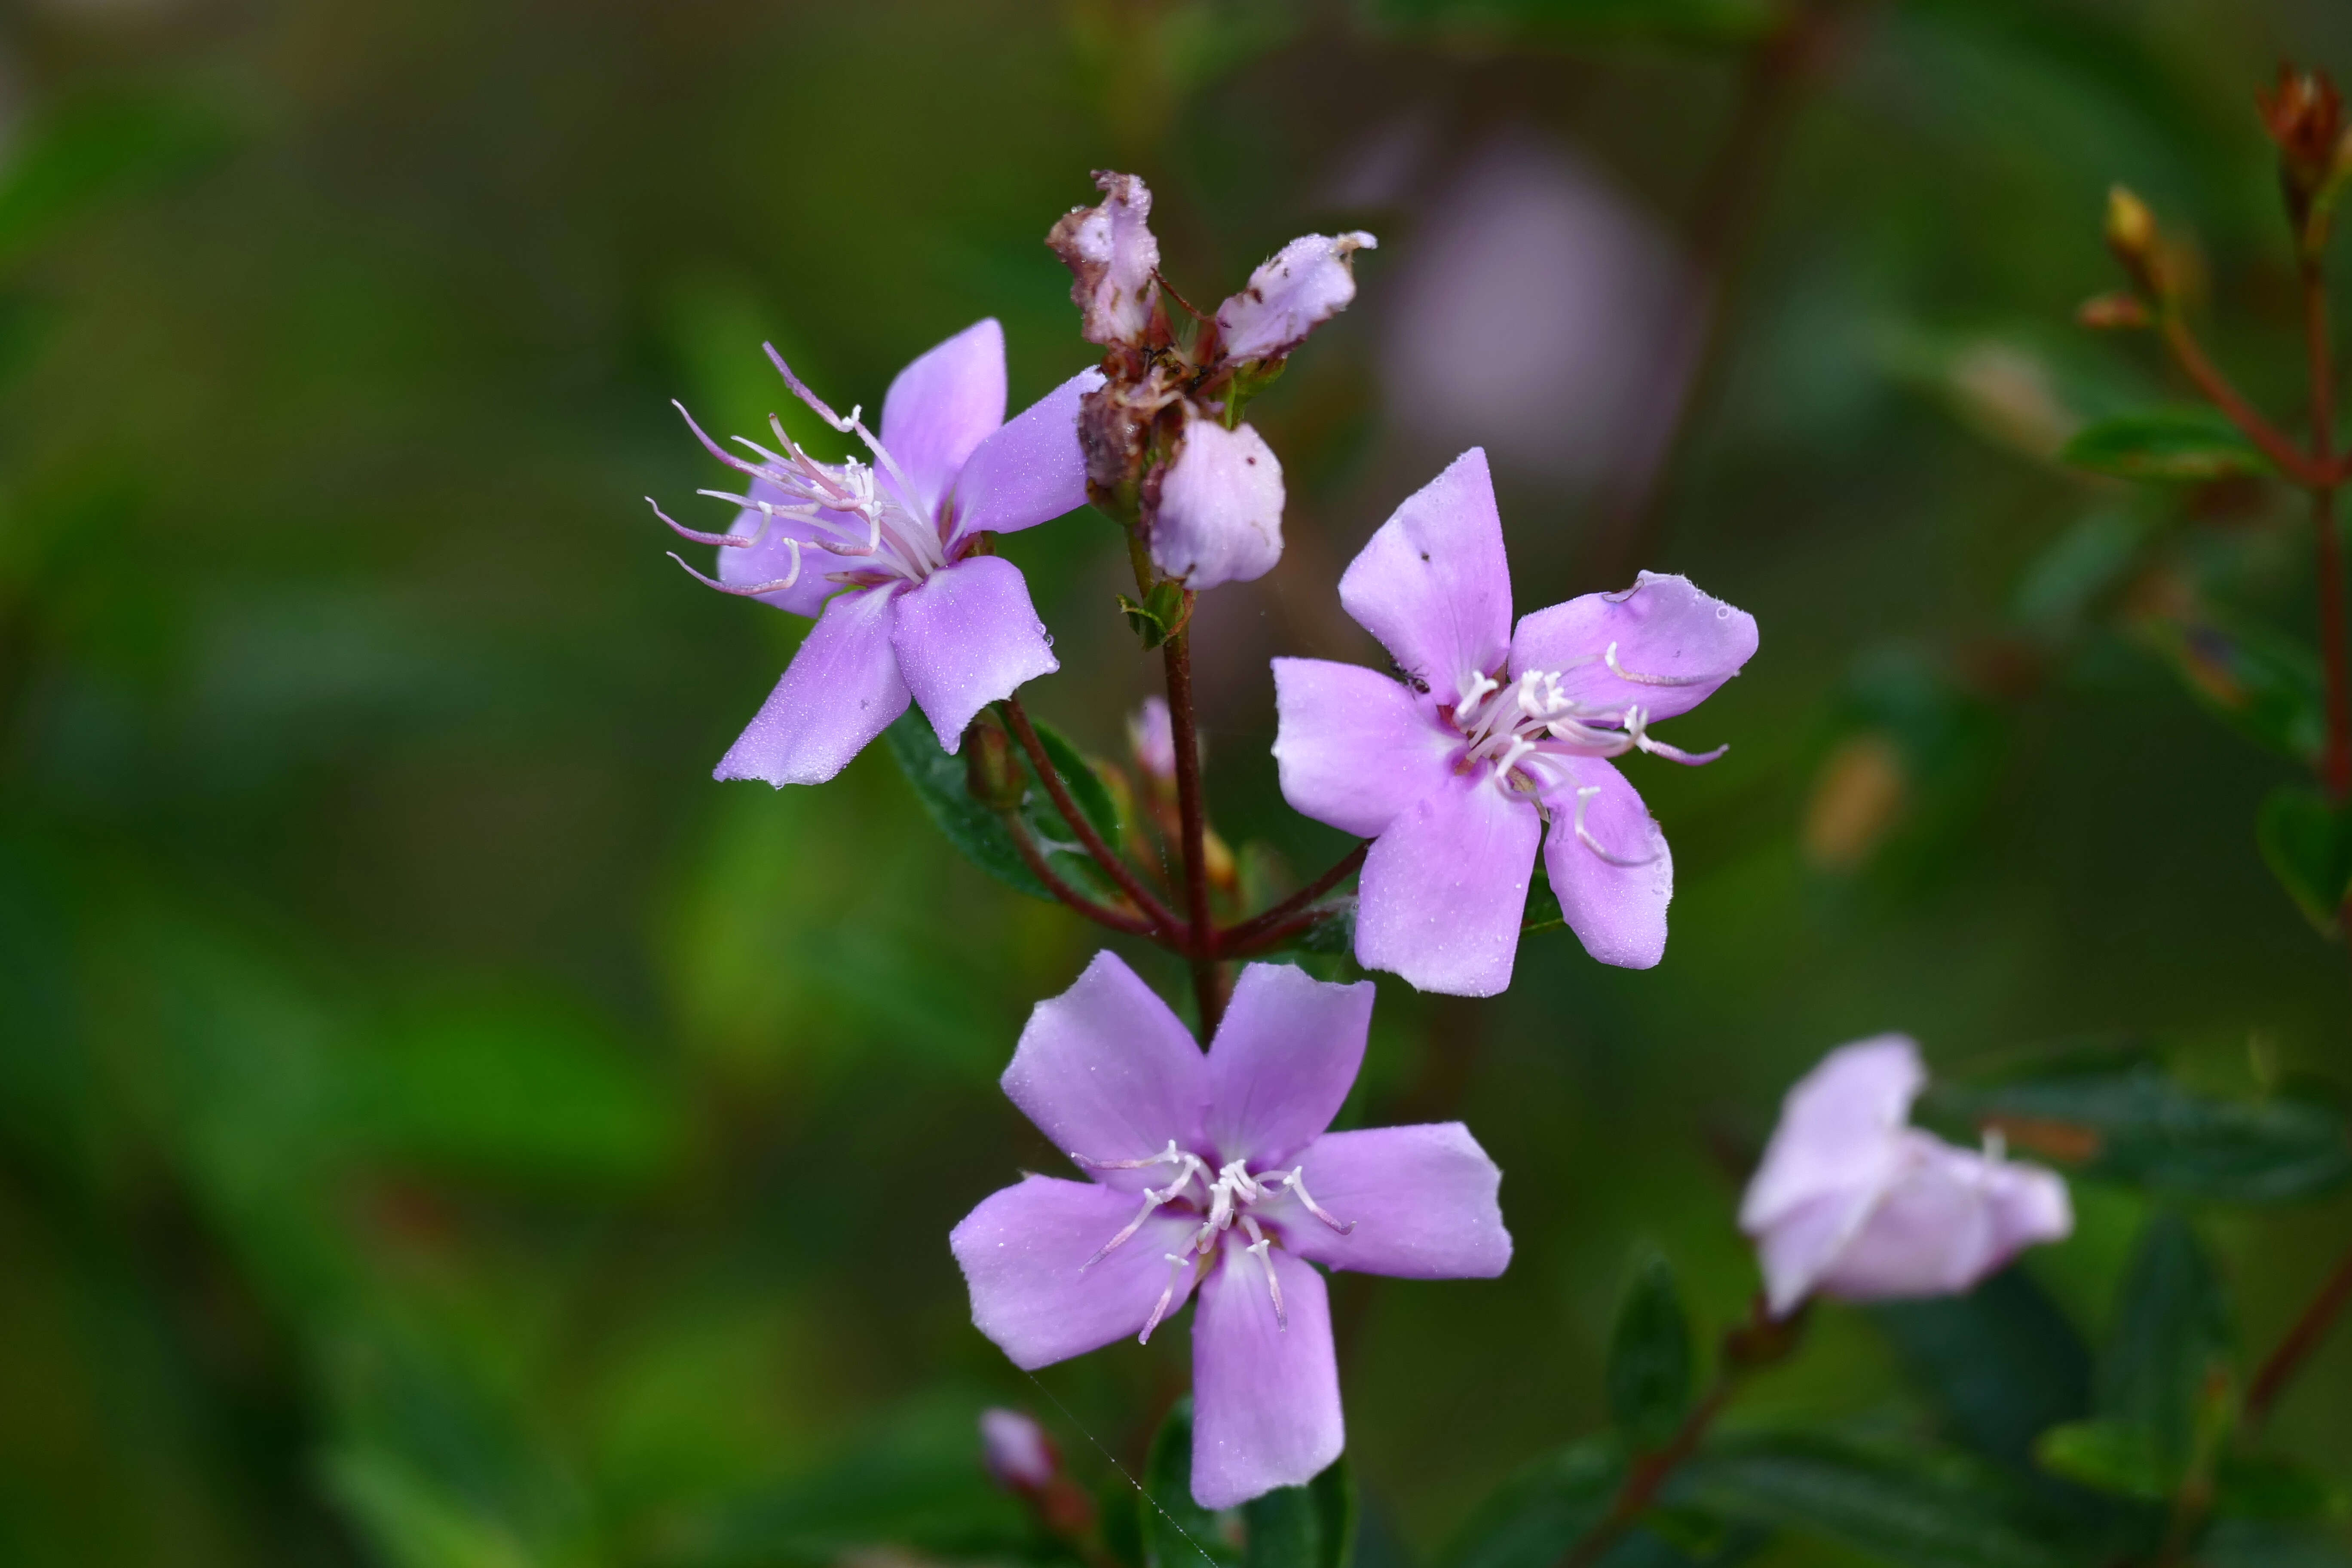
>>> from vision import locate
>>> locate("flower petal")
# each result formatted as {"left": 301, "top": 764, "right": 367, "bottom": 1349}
{"left": 1047, "top": 171, "right": 1160, "bottom": 347}
{"left": 1814, "top": 1135, "right": 2074, "bottom": 1304}
{"left": 1738, "top": 1036, "right": 1925, "bottom": 1234}
{"left": 1001, "top": 951, "right": 1208, "bottom": 1189}
{"left": 714, "top": 585, "right": 910, "bottom": 786}
{"left": 1509, "top": 571, "right": 1758, "bottom": 724}
{"left": 1751, "top": 1187, "right": 1881, "bottom": 1317}
{"left": 891, "top": 555, "right": 1059, "bottom": 753}
{"left": 1271, "top": 658, "right": 1459, "bottom": 839}
{"left": 1270, "top": 1124, "right": 1510, "bottom": 1280}
{"left": 1202, "top": 964, "right": 1375, "bottom": 1169}
{"left": 1338, "top": 448, "right": 1513, "bottom": 706}
{"left": 715, "top": 475, "right": 850, "bottom": 619}
{"left": 879, "top": 319, "right": 1008, "bottom": 521}
{"left": 1190, "top": 1243, "right": 1342, "bottom": 1510}
{"left": 951, "top": 1175, "right": 1202, "bottom": 1370}
{"left": 1533, "top": 755, "right": 1672, "bottom": 970}
{"left": 1215, "top": 231, "right": 1377, "bottom": 364}
{"left": 1354, "top": 766, "right": 1540, "bottom": 997}
{"left": 949, "top": 367, "right": 1106, "bottom": 543}
{"left": 1150, "top": 420, "right": 1285, "bottom": 590}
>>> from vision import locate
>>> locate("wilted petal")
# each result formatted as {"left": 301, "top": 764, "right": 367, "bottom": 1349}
{"left": 1001, "top": 951, "right": 1207, "bottom": 1187}
{"left": 891, "top": 555, "right": 1059, "bottom": 752}
{"left": 715, "top": 585, "right": 910, "bottom": 786}
{"left": 715, "top": 475, "right": 847, "bottom": 619}
{"left": 1048, "top": 170, "right": 1160, "bottom": 347}
{"left": 949, "top": 367, "right": 1106, "bottom": 543}
{"left": 1510, "top": 571, "right": 1758, "bottom": 724}
{"left": 1215, "top": 231, "right": 1377, "bottom": 364}
{"left": 1354, "top": 767, "right": 1541, "bottom": 997}
{"left": 951, "top": 1175, "right": 1202, "bottom": 1369}
{"left": 880, "top": 318, "right": 1009, "bottom": 520}
{"left": 1270, "top": 1123, "right": 1510, "bottom": 1280}
{"left": 1533, "top": 755, "right": 1671, "bottom": 970}
{"left": 1739, "top": 1037, "right": 1923, "bottom": 1236}
{"left": 1271, "top": 658, "right": 1459, "bottom": 839}
{"left": 1338, "top": 448, "right": 1513, "bottom": 705}
{"left": 1202, "top": 964, "right": 1375, "bottom": 1169}
{"left": 1813, "top": 1134, "right": 2074, "bottom": 1303}
{"left": 1191, "top": 1243, "right": 1342, "bottom": 1510}
{"left": 1150, "top": 420, "right": 1284, "bottom": 589}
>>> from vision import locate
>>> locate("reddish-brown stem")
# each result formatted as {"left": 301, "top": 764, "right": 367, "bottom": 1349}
{"left": 1219, "top": 842, "right": 1368, "bottom": 956}
{"left": 2159, "top": 311, "right": 2331, "bottom": 487}
{"left": 1161, "top": 628, "right": 1224, "bottom": 1033}
{"left": 1001, "top": 696, "right": 1185, "bottom": 942}
{"left": 2246, "top": 1241, "right": 2352, "bottom": 1428}
{"left": 1559, "top": 1382, "right": 1735, "bottom": 1568}
{"left": 1001, "top": 812, "right": 1161, "bottom": 938}
{"left": 2302, "top": 259, "right": 2352, "bottom": 802}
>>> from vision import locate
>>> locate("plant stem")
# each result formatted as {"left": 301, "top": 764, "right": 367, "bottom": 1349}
{"left": 2245, "top": 1240, "right": 2352, "bottom": 1428}
{"left": 1161, "top": 627, "right": 1224, "bottom": 1033}
{"left": 1559, "top": 1382, "right": 1734, "bottom": 1568}
{"left": 1001, "top": 696, "right": 1184, "bottom": 942}
{"left": 2302, "top": 254, "right": 2352, "bottom": 802}
{"left": 1219, "top": 842, "right": 1368, "bottom": 956}
{"left": 1001, "top": 813, "right": 1162, "bottom": 939}
{"left": 2157, "top": 310, "right": 2329, "bottom": 486}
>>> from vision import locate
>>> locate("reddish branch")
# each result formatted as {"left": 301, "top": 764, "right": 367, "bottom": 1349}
{"left": 1220, "top": 843, "right": 1369, "bottom": 956}
{"left": 1002, "top": 696, "right": 1184, "bottom": 940}
{"left": 2246, "top": 1243, "right": 2352, "bottom": 1428}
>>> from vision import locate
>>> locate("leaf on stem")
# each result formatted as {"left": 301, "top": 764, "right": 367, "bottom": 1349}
{"left": 1241, "top": 1457, "right": 1354, "bottom": 1568}
{"left": 1606, "top": 1253, "right": 1694, "bottom": 1452}
{"left": 2095, "top": 1212, "right": 2232, "bottom": 1483}
{"left": 2134, "top": 609, "right": 2327, "bottom": 766}
{"left": 1142, "top": 1400, "right": 1242, "bottom": 1568}
{"left": 1868, "top": 1269, "right": 2094, "bottom": 1479}
{"left": 883, "top": 710, "right": 1125, "bottom": 906}
{"left": 2256, "top": 785, "right": 2352, "bottom": 936}
{"left": 2061, "top": 408, "right": 2270, "bottom": 481}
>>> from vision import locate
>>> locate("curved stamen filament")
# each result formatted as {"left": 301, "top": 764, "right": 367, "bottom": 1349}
{"left": 1138, "top": 1253, "right": 1192, "bottom": 1345}
{"left": 1604, "top": 640, "right": 1711, "bottom": 688}
{"left": 1271, "top": 1167, "right": 1355, "bottom": 1235}
{"left": 665, "top": 539, "right": 803, "bottom": 597}
{"left": 1573, "top": 784, "right": 1661, "bottom": 868}
{"left": 1240, "top": 1215, "right": 1286, "bottom": 1330}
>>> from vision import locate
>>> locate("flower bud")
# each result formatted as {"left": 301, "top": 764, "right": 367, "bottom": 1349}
{"left": 980, "top": 1407, "right": 1059, "bottom": 1493}
{"left": 1128, "top": 696, "right": 1178, "bottom": 784}
{"left": 964, "top": 718, "right": 1026, "bottom": 812}
{"left": 2259, "top": 66, "right": 2346, "bottom": 216}
{"left": 2104, "top": 185, "right": 2160, "bottom": 291}
{"left": 1148, "top": 419, "right": 1285, "bottom": 590}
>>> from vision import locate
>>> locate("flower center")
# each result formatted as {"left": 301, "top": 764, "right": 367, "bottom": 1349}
{"left": 653, "top": 347, "right": 954, "bottom": 602}
{"left": 1071, "top": 1139, "right": 1355, "bottom": 1344}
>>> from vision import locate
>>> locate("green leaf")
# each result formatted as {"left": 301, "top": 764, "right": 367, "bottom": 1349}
{"left": 1030, "top": 719, "right": 1124, "bottom": 847}
{"left": 882, "top": 709, "right": 1127, "bottom": 906}
{"left": 1144, "top": 1399, "right": 1243, "bottom": 1568}
{"left": 1242, "top": 1458, "right": 1355, "bottom": 1568}
{"left": 2200, "top": 1519, "right": 2352, "bottom": 1568}
{"left": 2213, "top": 1454, "right": 2347, "bottom": 1522}
{"left": 1522, "top": 866, "right": 1565, "bottom": 934}
{"left": 1868, "top": 1268, "right": 2093, "bottom": 1476}
{"left": 2031, "top": 1419, "right": 2168, "bottom": 1501}
{"left": 1606, "top": 1254, "right": 1693, "bottom": 1450}
{"left": 322, "top": 1448, "right": 540, "bottom": 1568}
{"left": 1439, "top": 1437, "right": 1624, "bottom": 1568}
{"left": 2136, "top": 610, "right": 2326, "bottom": 766}
{"left": 2097, "top": 1212, "right": 2232, "bottom": 1479}
{"left": 2258, "top": 786, "right": 2352, "bottom": 936}
{"left": 1120, "top": 582, "right": 1192, "bottom": 649}
{"left": 1676, "top": 1431, "right": 2073, "bottom": 1568}
{"left": 1929, "top": 1045, "right": 2352, "bottom": 1204}
{"left": 2060, "top": 408, "right": 2269, "bottom": 481}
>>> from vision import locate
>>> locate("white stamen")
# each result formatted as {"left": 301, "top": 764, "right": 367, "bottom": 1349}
{"left": 1604, "top": 640, "right": 1710, "bottom": 688}
{"left": 1138, "top": 1253, "right": 1191, "bottom": 1344}
{"left": 1573, "top": 784, "right": 1661, "bottom": 867}
{"left": 1240, "top": 1216, "right": 1286, "bottom": 1329}
{"left": 664, "top": 539, "right": 803, "bottom": 597}
{"left": 1274, "top": 1167, "right": 1355, "bottom": 1235}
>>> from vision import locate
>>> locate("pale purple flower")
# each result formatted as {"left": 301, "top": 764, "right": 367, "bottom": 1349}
{"left": 980, "top": 1408, "right": 1060, "bottom": 1492}
{"left": 1740, "top": 1036, "right": 2074, "bottom": 1318}
{"left": 1048, "top": 171, "right": 1161, "bottom": 348}
{"left": 1271, "top": 448, "right": 1756, "bottom": 996}
{"left": 1215, "top": 231, "right": 1378, "bottom": 365}
{"left": 1128, "top": 696, "right": 1178, "bottom": 784}
{"left": 950, "top": 952, "right": 1510, "bottom": 1510}
{"left": 652, "top": 319, "right": 1102, "bottom": 785}
{"left": 1151, "top": 418, "right": 1285, "bottom": 589}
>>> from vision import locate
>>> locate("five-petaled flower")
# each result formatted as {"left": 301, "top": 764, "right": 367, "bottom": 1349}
{"left": 1271, "top": 448, "right": 1757, "bottom": 996}
{"left": 1740, "top": 1036, "right": 2073, "bottom": 1317}
{"left": 950, "top": 952, "right": 1511, "bottom": 1509}
{"left": 653, "top": 319, "right": 1102, "bottom": 785}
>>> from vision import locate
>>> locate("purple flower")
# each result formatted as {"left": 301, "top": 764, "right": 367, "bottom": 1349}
{"left": 1152, "top": 419, "right": 1285, "bottom": 589}
{"left": 1128, "top": 695, "right": 1179, "bottom": 785}
{"left": 1048, "top": 171, "right": 1161, "bottom": 348}
{"left": 1271, "top": 448, "right": 1757, "bottom": 996}
{"left": 980, "top": 1408, "right": 1060, "bottom": 1493}
{"left": 652, "top": 319, "right": 1102, "bottom": 785}
{"left": 950, "top": 952, "right": 1511, "bottom": 1509}
{"left": 1740, "top": 1036, "right": 2074, "bottom": 1317}
{"left": 1214, "top": 231, "right": 1378, "bottom": 365}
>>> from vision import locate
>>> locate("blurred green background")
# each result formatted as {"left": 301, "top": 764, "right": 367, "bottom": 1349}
{"left": 6, "top": 0, "right": 2352, "bottom": 1563}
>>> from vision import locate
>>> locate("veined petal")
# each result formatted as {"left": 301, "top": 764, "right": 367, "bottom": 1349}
{"left": 1271, "top": 1124, "right": 1510, "bottom": 1280}
{"left": 1338, "top": 449, "right": 1513, "bottom": 706}
{"left": 1048, "top": 171, "right": 1160, "bottom": 347}
{"left": 1354, "top": 767, "right": 1540, "bottom": 997}
{"left": 1214, "top": 231, "right": 1377, "bottom": 364}
{"left": 1150, "top": 420, "right": 1284, "bottom": 590}
{"left": 951, "top": 1175, "right": 1202, "bottom": 1369}
{"left": 1190, "top": 1243, "right": 1342, "bottom": 1511}
{"left": 1271, "top": 658, "right": 1458, "bottom": 839}
{"left": 714, "top": 585, "right": 910, "bottom": 786}
{"left": 1001, "top": 951, "right": 1208, "bottom": 1189}
{"left": 881, "top": 319, "right": 1009, "bottom": 521}
{"left": 715, "top": 474, "right": 849, "bottom": 619}
{"left": 1532, "top": 755, "right": 1672, "bottom": 970}
{"left": 949, "top": 367, "right": 1106, "bottom": 543}
{"left": 1510, "top": 571, "right": 1758, "bottom": 724}
{"left": 1814, "top": 1134, "right": 2073, "bottom": 1303}
{"left": 891, "top": 556, "right": 1058, "bottom": 753}
{"left": 1202, "top": 965, "right": 1375, "bottom": 1169}
{"left": 1739, "top": 1037, "right": 1924, "bottom": 1234}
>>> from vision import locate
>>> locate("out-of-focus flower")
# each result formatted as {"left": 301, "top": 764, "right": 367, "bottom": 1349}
{"left": 950, "top": 952, "right": 1510, "bottom": 1509}
{"left": 980, "top": 1407, "right": 1060, "bottom": 1492}
{"left": 1739, "top": 1036, "right": 2074, "bottom": 1317}
{"left": 1271, "top": 449, "right": 1755, "bottom": 995}
{"left": 1128, "top": 696, "right": 1177, "bottom": 785}
{"left": 1149, "top": 418, "right": 1285, "bottom": 589}
{"left": 652, "top": 319, "right": 1101, "bottom": 784}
